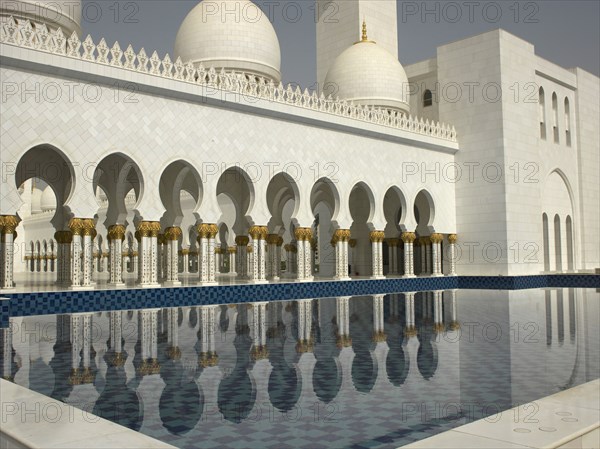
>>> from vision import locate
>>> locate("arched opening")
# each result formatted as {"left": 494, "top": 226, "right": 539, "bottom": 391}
{"left": 217, "top": 167, "right": 255, "bottom": 240}
{"left": 349, "top": 182, "right": 375, "bottom": 276}
{"left": 564, "top": 97, "right": 571, "bottom": 146}
{"left": 566, "top": 216, "right": 574, "bottom": 271}
{"left": 266, "top": 172, "right": 300, "bottom": 275}
{"left": 414, "top": 190, "right": 435, "bottom": 275}
{"left": 94, "top": 153, "right": 144, "bottom": 231}
{"left": 310, "top": 178, "right": 340, "bottom": 278}
{"left": 539, "top": 87, "right": 546, "bottom": 140}
{"left": 159, "top": 161, "right": 202, "bottom": 227}
{"left": 552, "top": 92, "right": 559, "bottom": 143}
{"left": 423, "top": 90, "right": 433, "bottom": 107}
{"left": 542, "top": 213, "right": 550, "bottom": 271}
{"left": 554, "top": 214, "right": 562, "bottom": 271}
{"left": 15, "top": 144, "right": 75, "bottom": 280}
{"left": 383, "top": 187, "right": 407, "bottom": 275}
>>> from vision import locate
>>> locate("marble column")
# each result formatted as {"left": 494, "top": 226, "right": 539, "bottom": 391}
{"left": 370, "top": 230, "right": 385, "bottom": 279}
{"left": 235, "top": 236, "right": 249, "bottom": 280}
{"left": 137, "top": 221, "right": 161, "bottom": 288}
{"left": 197, "top": 223, "right": 219, "bottom": 285}
{"left": 336, "top": 296, "right": 351, "bottom": 347}
{"left": 266, "top": 234, "right": 279, "bottom": 280}
{"left": 156, "top": 234, "right": 166, "bottom": 282}
{"left": 296, "top": 299, "right": 314, "bottom": 352}
{"left": 401, "top": 232, "right": 416, "bottom": 278}
{"left": 294, "top": 228, "right": 313, "bottom": 281}
{"left": 0, "top": 216, "right": 18, "bottom": 290}
{"left": 181, "top": 248, "right": 189, "bottom": 274}
{"left": 54, "top": 230, "right": 72, "bottom": 286}
{"left": 69, "top": 218, "right": 95, "bottom": 290}
{"left": 448, "top": 234, "right": 458, "bottom": 276}
{"left": 248, "top": 226, "right": 268, "bottom": 283}
{"left": 430, "top": 233, "right": 443, "bottom": 277}
{"left": 164, "top": 227, "right": 182, "bottom": 286}
{"left": 227, "top": 246, "right": 237, "bottom": 275}
{"left": 107, "top": 224, "right": 126, "bottom": 287}
{"left": 333, "top": 229, "right": 351, "bottom": 280}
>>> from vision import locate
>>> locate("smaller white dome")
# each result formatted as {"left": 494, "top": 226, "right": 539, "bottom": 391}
{"left": 0, "top": 0, "right": 82, "bottom": 36}
{"left": 324, "top": 24, "right": 410, "bottom": 115}
{"left": 40, "top": 186, "right": 56, "bottom": 211}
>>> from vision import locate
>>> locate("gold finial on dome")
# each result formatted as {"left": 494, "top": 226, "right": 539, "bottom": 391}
{"left": 362, "top": 19, "right": 368, "bottom": 41}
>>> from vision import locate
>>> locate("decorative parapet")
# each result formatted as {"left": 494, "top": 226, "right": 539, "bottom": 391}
{"left": 0, "top": 17, "right": 457, "bottom": 143}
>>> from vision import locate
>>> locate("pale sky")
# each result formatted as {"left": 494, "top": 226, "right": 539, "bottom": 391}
{"left": 80, "top": 0, "right": 600, "bottom": 86}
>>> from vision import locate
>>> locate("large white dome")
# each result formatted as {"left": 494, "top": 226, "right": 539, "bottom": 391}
{"left": 174, "top": 0, "right": 281, "bottom": 83}
{"left": 0, "top": 0, "right": 82, "bottom": 36}
{"left": 324, "top": 25, "right": 410, "bottom": 115}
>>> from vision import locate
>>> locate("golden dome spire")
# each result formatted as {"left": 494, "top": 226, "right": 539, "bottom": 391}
{"left": 362, "top": 19, "right": 368, "bottom": 41}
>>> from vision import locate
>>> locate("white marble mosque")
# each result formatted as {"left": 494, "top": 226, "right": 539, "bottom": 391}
{"left": 0, "top": 0, "right": 598, "bottom": 292}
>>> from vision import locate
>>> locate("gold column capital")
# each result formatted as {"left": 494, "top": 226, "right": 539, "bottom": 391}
{"left": 369, "top": 230, "right": 385, "bottom": 243}
{"left": 235, "top": 235, "right": 249, "bottom": 246}
{"left": 227, "top": 246, "right": 237, "bottom": 254}
{"left": 164, "top": 226, "right": 182, "bottom": 241}
{"left": 430, "top": 233, "right": 444, "bottom": 244}
{"left": 54, "top": 230, "right": 73, "bottom": 244}
{"left": 107, "top": 224, "right": 126, "bottom": 241}
{"left": 401, "top": 232, "right": 416, "bottom": 244}
{"left": 348, "top": 239, "right": 357, "bottom": 248}
{"left": 137, "top": 221, "right": 161, "bottom": 237}
{"left": 448, "top": 234, "right": 458, "bottom": 244}
{"left": 0, "top": 215, "right": 18, "bottom": 234}
{"left": 294, "top": 227, "right": 312, "bottom": 241}
{"left": 197, "top": 223, "right": 218, "bottom": 239}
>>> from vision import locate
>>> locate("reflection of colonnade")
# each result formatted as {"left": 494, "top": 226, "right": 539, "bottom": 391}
{"left": 4, "top": 290, "right": 594, "bottom": 443}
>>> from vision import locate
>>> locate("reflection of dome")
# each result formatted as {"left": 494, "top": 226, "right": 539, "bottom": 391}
{"left": 324, "top": 22, "right": 410, "bottom": 115}
{"left": 41, "top": 186, "right": 56, "bottom": 211}
{"left": 0, "top": 0, "right": 82, "bottom": 36}
{"left": 174, "top": 0, "right": 281, "bottom": 82}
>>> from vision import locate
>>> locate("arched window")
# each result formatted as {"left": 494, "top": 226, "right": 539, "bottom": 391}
{"left": 564, "top": 97, "right": 571, "bottom": 147}
{"left": 566, "top": 216, "right": 574, "bottom": 270}
{"left": 554, "top": 214, "right": 562, "bottom": 271}
{"left": 539, "top": 87, "right": 546, "bottom": 139}
{"left": 552, "top": 92, "right": 559, "bottom": 143}
{"left": 542, "top": 213, "right": 550, "bottom": 271}
{"left": 423, "top": 90, "right": 433, "bottom": 107}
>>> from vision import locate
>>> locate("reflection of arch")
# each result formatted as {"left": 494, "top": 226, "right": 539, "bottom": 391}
{"left": 416, "top": 335, "right": 438, "bottom": 380}
{"left": 312, "top": 357, "right": 342, "bottom": 403}
{"left": 564, "top": 97, "right": 571, "bottom": 146}
{"left": 349, "top": 298, "right": 377, "bottom": 393}
{"left": 267, "top": 172, "right": 300, "bottom": 225}
{"left": 552, "top": 92, "right": 559, "bottom": 143}
{"left": 268, "top": 334, "right": 302, "bottom": 412}
{"left": 159, "top": 359, "right": 203, "bottom": 435}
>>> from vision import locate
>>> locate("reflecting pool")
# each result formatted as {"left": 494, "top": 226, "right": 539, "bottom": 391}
{"left": 1, "top": 288, "right": 598, "bottom": 448}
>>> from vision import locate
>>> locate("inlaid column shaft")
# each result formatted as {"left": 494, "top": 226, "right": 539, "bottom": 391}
{"left": 0, "top": 216, "right": 18, "bottom": 290}
{"left": 249, "top": 226, "right": 268, "bottom": 282}
{"left": 227, "top": 247, "right": 236, "bottom": 275}
{"left": 370, "top": 231, "right": 385, "bottom": 278}
{"left": 107, "top": 224, "right": 126, "bottom": 286}
{"left": 333, "top": 229, "right": 351, "bottom": 280}
{"left": 295, "top": 228, "right": 313, "bottom": 281}
{"left": 69, "top": 218, "right": 95, "bottom": 289}
{"left": 137, "top": 221, "right": 161, "bottom": 287}
{"left": 164, "top": 227, "right": 182, "bottom": 285}
{"left": 198, "top": 223, "right": 219, "bottom": 284}
{"left": 431, "top": 233, "right": 443, "bottom": 277}
{"left": 448, "top": 234, "right": 458, "bottom": 275}
{"left": 401, "top": 232, "right": 416, "bottom": 278}
{"left": 235, "top": 236, "right": 249, "bottom": 279}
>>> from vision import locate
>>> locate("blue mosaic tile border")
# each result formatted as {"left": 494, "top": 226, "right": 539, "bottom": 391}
{"left": 1, "top": 274, "right": 598, "bottom": 327}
